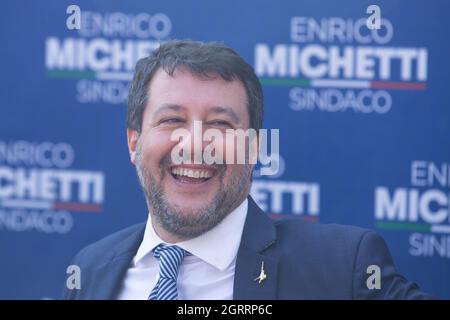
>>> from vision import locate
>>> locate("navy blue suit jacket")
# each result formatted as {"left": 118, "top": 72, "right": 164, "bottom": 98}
{"left": 62, "top": 197, "right": 432, "bottom": 299}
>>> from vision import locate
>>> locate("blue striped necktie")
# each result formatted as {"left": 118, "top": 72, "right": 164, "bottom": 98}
{"left": 148, "top": 244, "right": 190, "bottom": 300}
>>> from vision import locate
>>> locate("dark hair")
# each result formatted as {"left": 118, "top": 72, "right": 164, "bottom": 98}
{"left": 127, "top": 40, "right": 264, "bottom": 133}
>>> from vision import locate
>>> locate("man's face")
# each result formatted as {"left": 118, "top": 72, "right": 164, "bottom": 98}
{"left": 128, "top": 68, "right": 253, "bottom": 240}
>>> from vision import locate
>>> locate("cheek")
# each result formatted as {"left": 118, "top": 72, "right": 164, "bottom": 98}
{"left": 139, "top": 132, "right": 177, "bottom": 167}
{"left": 221, "top": 135, "right": 254, "bottom": 165}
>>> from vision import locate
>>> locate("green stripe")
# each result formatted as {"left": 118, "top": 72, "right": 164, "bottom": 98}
{"left": 375, "top": 221, "right": 431, "bottom": 232}
{"left": 47, "top": 70, "right": 96, "bottom": 79}
{"left": 259, "top": 77, "right": 310, "bottom": 87}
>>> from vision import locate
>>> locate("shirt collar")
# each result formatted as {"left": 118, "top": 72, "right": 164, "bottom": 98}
{"left": 134, "top": 198, "right": 248, "bottom": 271}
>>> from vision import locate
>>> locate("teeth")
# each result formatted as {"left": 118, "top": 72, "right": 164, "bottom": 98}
{"left": 171, "top": 168, "right": 213, "bottom": 179}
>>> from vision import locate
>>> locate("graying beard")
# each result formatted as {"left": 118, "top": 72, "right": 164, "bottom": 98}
{"left": 135, "top": 147, "right": 251, "bottom": 239}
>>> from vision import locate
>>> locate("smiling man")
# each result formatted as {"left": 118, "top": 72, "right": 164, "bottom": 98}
{"left": 62, "top": 40, "right": 433, "bottom": 300}
{"left": 129, "top": 64, "right": 253, "bottom": 244}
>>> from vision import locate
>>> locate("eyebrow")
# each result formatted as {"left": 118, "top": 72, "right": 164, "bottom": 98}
{"left": 153, "top": 104, "right": 183, "bottom": 119}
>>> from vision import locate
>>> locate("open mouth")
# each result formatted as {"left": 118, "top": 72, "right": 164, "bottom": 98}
{"left": 169, "top": 166, "right": 217, "bottom": 184}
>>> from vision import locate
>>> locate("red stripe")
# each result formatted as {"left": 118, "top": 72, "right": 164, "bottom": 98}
{"left": 53, "top": 202, "right": 102, "bottom": 212}
{"left": 301, "top": 215, "right": 320, "bottom": 222}
{"left": 371, "top": 81, "right": 426, "bottom": 90}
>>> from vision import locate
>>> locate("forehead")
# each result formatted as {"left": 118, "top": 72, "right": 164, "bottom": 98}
{"left": 146, "top": 68, "right": 248, "bottom": 117}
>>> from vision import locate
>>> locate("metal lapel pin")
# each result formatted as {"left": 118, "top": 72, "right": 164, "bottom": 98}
{"left": 254, "top": 261, "right": 267, "bottom": 284}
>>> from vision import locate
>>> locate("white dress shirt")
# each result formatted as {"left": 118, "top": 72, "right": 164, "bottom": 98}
{"left": 116, "top": 198, "right": 248, "bottom": 300}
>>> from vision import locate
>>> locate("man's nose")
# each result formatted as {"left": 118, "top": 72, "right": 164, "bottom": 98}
{"left": 177, "top": 120, "right": 208, "bottom": 164}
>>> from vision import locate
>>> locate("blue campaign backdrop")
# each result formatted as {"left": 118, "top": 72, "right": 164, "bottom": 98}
{"left": 0, "top": 0, "right": 449, "bottom": 299}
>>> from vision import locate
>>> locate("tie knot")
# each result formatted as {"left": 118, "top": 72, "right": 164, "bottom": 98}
{"left": 152, "top": 244, "right": 190, "bottom": 279}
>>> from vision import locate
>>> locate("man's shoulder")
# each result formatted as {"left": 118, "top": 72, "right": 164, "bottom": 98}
{"left": 272, "top": 216, "right": 374, "bottom": 251}
{"left": 73, "top": 223, "right": 146, "bottom": 266}
{"left": 274, "top": 216, "right": 370, "bottom": 238}
{"left": 263, "top": 216, "right": 435, "bottom": 299}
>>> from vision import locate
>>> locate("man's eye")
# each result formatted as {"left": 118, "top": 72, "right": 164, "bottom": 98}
{"left": 160, "top": 118, "right": 183, "bottom": 124}
{"left": 208, "top": 120, "right": 232, "bottom": 127}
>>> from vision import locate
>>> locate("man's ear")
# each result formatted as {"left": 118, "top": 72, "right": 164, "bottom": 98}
{"left": 127, "top": 128, "right": 139, "bottom": 165}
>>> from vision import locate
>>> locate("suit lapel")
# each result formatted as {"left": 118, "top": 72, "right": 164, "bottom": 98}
{"left": 233, "top": 197, "right": 278, "bottom": 299}
{"left": 84, "top": 224, "right": 146, "bottom": 300}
